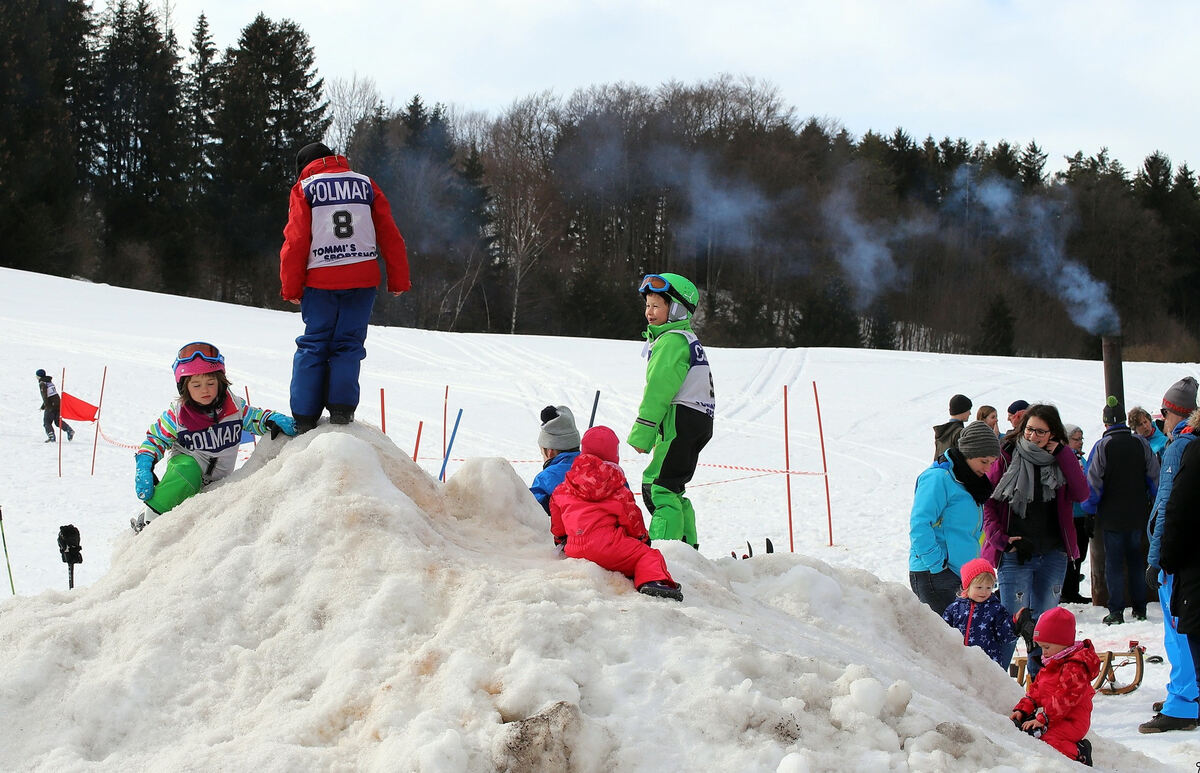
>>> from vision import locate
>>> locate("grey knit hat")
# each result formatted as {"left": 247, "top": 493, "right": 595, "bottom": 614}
{"left": 538, "top": 405, "right": 580, "bottom": 451}
{"left": 957, "top": 420, "right": 1001, "bottom": 459}
{"left": 1162, "top": 376, "right": 1198, "bottom": 417}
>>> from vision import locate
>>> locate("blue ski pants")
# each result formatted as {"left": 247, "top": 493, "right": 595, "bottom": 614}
{"left": 291, "top": 287, "right": 375, "bottom": 419}
{"left": 1159, "top": 571, "right": 1199, "bottom": 718}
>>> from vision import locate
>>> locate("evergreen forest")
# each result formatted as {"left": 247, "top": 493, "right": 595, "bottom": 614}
{"left": 4, "top": 1, "right": 1199, "bottom": 360}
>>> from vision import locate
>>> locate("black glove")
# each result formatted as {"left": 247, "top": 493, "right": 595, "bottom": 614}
{"left": 1146, "top": 564, "right": 1162, "bottom": 591}
{"left": 1010, "top": 538, "right": 1035, "bottom": 565}
{"left": 1012, "top": 607, "right": 1035, "bottom": 653}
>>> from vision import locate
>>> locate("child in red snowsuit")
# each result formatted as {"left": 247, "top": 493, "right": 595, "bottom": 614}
{"left": 550, "top": 426, "right": 683, "bottom": 601}
{"left": 1010, "top": 606, "right": 1100, "bottom": 765}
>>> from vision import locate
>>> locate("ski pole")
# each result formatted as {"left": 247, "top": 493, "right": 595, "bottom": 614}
{"left": 57, "top": 524, "right": 82, "bottom": 590}
{"left": 588, "top": 390, "right": 600, "bottom": 428}
{"left": 0, "top": 507, "right": 13, "bottom": 595}
{"left": 439, "top": 409, "right": 463, "bottom": 482}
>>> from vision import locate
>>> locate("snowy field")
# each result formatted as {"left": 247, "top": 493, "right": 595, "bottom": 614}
{"left": 0, "top": 267, "right": 1195, "bottom": 771}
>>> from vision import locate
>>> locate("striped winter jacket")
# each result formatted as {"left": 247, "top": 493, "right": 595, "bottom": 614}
{"left": 137, "top": 393, "right": 280, "bottom": 485}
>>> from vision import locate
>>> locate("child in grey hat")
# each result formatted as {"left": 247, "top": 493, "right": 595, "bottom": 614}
{"left": 529, "top": 405, "right": 581, "bottom": 517}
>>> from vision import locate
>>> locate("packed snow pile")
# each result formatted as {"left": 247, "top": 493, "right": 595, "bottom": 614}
{"left": 0, "top": 425, "right": 1167, "bottom": 771}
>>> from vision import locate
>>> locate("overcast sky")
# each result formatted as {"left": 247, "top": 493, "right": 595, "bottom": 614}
{"left": 154, "top": 0, "right": 1197, "bottom": 176}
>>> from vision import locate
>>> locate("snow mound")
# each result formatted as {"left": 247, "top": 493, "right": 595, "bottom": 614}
{"left": 0, "top": 425, "right": 1167, "bottom": 771}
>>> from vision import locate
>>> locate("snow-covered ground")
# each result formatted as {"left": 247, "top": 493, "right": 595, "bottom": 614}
{"left": 0, "top": 267, "right": 1194, "bottom": 771}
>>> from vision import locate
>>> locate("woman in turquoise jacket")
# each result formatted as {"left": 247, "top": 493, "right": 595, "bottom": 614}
{"left": 909, "top": 421, "right": 1000, "bottom": 615}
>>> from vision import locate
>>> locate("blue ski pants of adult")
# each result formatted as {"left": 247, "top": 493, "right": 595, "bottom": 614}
{"left": 291, "top": 287, "right": 375, "bottom": 419}
{"left": 1103, "top": 528, "right": 1147, "bottom": 615}
{"left": 1158, "top": 571, "right": 1199, "bottom": 719}
{"left": 997, "top": 549, "right": 1068, "bottom": 677}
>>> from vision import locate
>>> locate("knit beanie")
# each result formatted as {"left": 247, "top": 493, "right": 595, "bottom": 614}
{"left": 296, "top": 141, "right": 334, "bottom": 177}
{"left": 1006, "top": 399, "right": 1029, "bottom": 415}
{"left": 581, "top": 426, "right": 620, "bottom": 464}
{"left": 1032, "top": 606, "right": 1076, "bottom": 647}
{"left": 959, "top": 557, "right": 996, "bottom": 590}
{"left": 35, "top": 369, "right": 47, "bottom": 378}
{"left": 957, "top": 421, "right": 1001, "bottom": 459}
{"left": 1163, "top": 376, "right": 1199, "bottom": 417}
{"left": 538, "top": 405, "right": 580, "bottom": 451}
{"left": 1102, "top": 395, "right": 1124, "bottom": 425}
{"left": 948, "top": 394, "right": 972, "bottom": 416}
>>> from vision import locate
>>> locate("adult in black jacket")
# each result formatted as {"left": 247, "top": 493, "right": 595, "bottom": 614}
{"left": 1160, "top": 438, "right": 1200, "bottom": 700}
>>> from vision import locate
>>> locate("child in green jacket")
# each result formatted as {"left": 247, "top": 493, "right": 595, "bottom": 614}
{"left": 628, "top": 273, "right": 715, "bottom": 548}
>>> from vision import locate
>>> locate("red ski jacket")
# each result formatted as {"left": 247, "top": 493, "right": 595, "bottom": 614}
{"left": 550, "top": 454, "right": 649, "bottom": 546}
{"left": 279, "top": 154, "right": 410, "bottom": 301}
{"left": 1013, "top": 639, "right": 1100, "bottom": 756}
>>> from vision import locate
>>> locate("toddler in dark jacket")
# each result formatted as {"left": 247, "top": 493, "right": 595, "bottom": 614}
{"left": 942, "top": 558, "right": 1017, "bottom": 668}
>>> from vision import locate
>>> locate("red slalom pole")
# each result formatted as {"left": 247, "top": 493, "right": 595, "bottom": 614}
{"left": 784, "top": 384, "right": 794, "bottom": 553}
{"left": 380, "top": 388, "right": 387, "bottom": 435}
{"left": 245, "top": 386, "right": 256, "bottom": 447}
{"left": 91, "top": 366, "right": 108, "bottom": 476}
{"left": 58, "top": 368, "right": 65, "bottom": 477}
{"left": 413, "top": 420, "right": 423, "bottom": 462}
{"left": 812, "top": 381, "right": 833, "bottom": 547}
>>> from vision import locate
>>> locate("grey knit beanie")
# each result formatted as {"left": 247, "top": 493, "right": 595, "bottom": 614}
{"left": 957, "top": 420, "right": 1001, "bottom": 459}
{"left": 538, "top": 405, "right": 580, "bottom": 451}
{"left": 1163, "top": 376, "right": 1198, "bottom": 417}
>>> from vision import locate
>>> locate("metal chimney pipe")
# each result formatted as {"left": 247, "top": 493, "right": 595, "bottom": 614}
{"left": 1101, "top": 335, "right": 1125, "bottom": 408}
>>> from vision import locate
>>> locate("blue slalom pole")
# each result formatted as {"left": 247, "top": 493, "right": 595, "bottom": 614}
{"left": 588, "top": 390, "right": 600, "bottom": 428}
{"left": 440, "top": 408, "right": 463, "bottom": 482}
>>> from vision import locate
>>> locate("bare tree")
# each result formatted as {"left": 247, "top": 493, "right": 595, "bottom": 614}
{"left": 325, "top": 73, "right": 382, "bottom": 154}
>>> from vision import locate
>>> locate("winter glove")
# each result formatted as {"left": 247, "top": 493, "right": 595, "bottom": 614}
{"left": 1009, "top": 538, "right": 1035, "bottom": 565}
{"left": 1146, "top": 564, "right": 1162, "bottom": 591}
{"left": 134, "top": 454, "right": 156, "bottom": 501}
{"left": 1010, "top": 710, "right": 1029, "bottom": 729}
{"left": 266, "top": 414, "right": 297, "bottom": 439}
{"left": 1012, "top": 607, "right": 1035, "bottom": 653}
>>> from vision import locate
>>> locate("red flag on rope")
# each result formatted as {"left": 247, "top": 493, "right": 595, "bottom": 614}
{"left": 60, "top": 392, "right": 99, "bottom": 422}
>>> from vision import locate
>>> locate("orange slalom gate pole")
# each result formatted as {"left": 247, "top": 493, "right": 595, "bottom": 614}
{"left": 413, "top": 420, "right": 423, "bottom": 462}
{"left": 784, "top": 384, "right": 794, "bottom": 553}
{"left": 91, "top": 366, "right": 108, "bottom": 476}
{"left": 812, "top": 380, "right": 833, "bottom": 547}
{"left": 380, "top": 388, "right": 387, "bottom": 434}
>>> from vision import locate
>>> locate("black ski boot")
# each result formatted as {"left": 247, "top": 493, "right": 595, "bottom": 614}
{"left": 638, "top": 581, "right": 683, "bottom": 601}
{"left": 329, "top": 405, "right": 355, "bottom": 425}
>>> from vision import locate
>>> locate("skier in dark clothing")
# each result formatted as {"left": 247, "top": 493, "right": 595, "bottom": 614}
{"left": 36, "top": 369, "right": 74, "bottom": 443}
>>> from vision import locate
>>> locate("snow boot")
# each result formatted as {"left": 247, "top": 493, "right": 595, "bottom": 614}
{"left": 329, "top": 406, "right": 355, "bottom": 425}
{"left": 66, "top": 427, "right": 75, "bottom": 441}
{"left": 1075, "top": 738, "right": 1092, "bottom": 766}
{"left": 293, "top": 414, "right": 319, "bottom": 434}
{"left": 638, "top": 581, "right": 683, "bottom": 602}
{"left": 1103, "top": 611, "right": 1124, "bottom": 625}
{"left": 1138, "top": 713, "right": 1198, "bottom": 733}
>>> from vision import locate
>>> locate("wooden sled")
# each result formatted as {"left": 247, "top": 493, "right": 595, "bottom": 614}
{"left": 1009, "top": 640, "right": 1145, "bottom": 695}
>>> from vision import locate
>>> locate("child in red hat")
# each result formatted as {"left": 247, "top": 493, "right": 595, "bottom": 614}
{"left": 941, "top": 558, "right": 1017, "bottom": 668}
{"left": 1010, "top": 606, "right": 1101, "bottom": 765}
{"left": 550, "top": 426, "right": 683, "bottom": 601}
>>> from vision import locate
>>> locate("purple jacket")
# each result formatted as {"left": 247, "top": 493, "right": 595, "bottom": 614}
{"left": 982, "top": 443, "right": 1089, "bottom": 566}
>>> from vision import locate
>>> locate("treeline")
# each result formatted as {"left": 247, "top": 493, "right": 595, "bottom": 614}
{"left": 4, "top": 2, "right": 1199, "bottom": 359}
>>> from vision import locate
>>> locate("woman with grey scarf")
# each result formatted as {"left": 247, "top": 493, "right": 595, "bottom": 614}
{"left": 983, "top": 404, "right": 1089, "bottom": 673}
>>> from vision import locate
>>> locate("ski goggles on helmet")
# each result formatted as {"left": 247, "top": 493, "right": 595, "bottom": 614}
{"left": 638, "top": 274, "right": 696, "bottom": 313}
{"left": 173, "top": 342, "right": 225, "bottom": 381}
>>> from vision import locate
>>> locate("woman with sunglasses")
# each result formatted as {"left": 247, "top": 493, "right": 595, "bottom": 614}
{"left": 131, "top": 343, "right": 297, "bottom": 532}
{"left": 983, "top": 403, "right": 1089, "bottom": 673}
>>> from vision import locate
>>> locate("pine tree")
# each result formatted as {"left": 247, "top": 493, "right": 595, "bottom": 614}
{"left": 182, "top": 13, "right": 219, "bottom": 201}
{"left": 1018, "top": 141, "right": 1047, "bottom": 190}
{"left": 974, "top": 296, "right": 1016, "bottom": 356}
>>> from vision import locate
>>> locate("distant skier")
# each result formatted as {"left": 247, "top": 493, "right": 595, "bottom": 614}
{"left": 36, "top": 369, "right": 74, "bottom": 443}
{"left": 528, "top": 405, "right": 581, "bottom": 516}
{"left": 628, "top": 273, "right": 714, "bottom": 549}
{"left": 279, "top": 141, "right": 411, "bottom": 433}
{"left": 551, "top": 426, "right": 683, "bottom": 601}
{"left": 130, "top": 342, "right": 297, "bottom": 532}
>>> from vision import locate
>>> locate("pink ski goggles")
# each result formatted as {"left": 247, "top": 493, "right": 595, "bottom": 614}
{"left": 173, "top": 341, "right": 225, "bottom": 380}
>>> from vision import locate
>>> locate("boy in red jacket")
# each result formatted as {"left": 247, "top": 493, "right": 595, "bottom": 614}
{"left": 279, "top": 142, "right": 410, "bottom": 432}
{"left": 1010, "top": 606, "right": 1100, "bottom": 766}
{"left": 551, "top": 426, "right": 683, "bottom": 601}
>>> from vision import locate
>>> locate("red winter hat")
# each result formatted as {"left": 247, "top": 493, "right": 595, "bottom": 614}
{"left": 1033, "top": 606, "right": 1076, "bottom": 647}
{"left": 582, "top": 426, "right": 620, "bottom": 464}
{"left": 959, "top": 558, "right": 996, "bottom": 590}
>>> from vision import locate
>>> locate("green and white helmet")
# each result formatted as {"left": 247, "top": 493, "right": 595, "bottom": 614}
{"left": 639, "top": 273, "right": 699, "bottom": 321}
